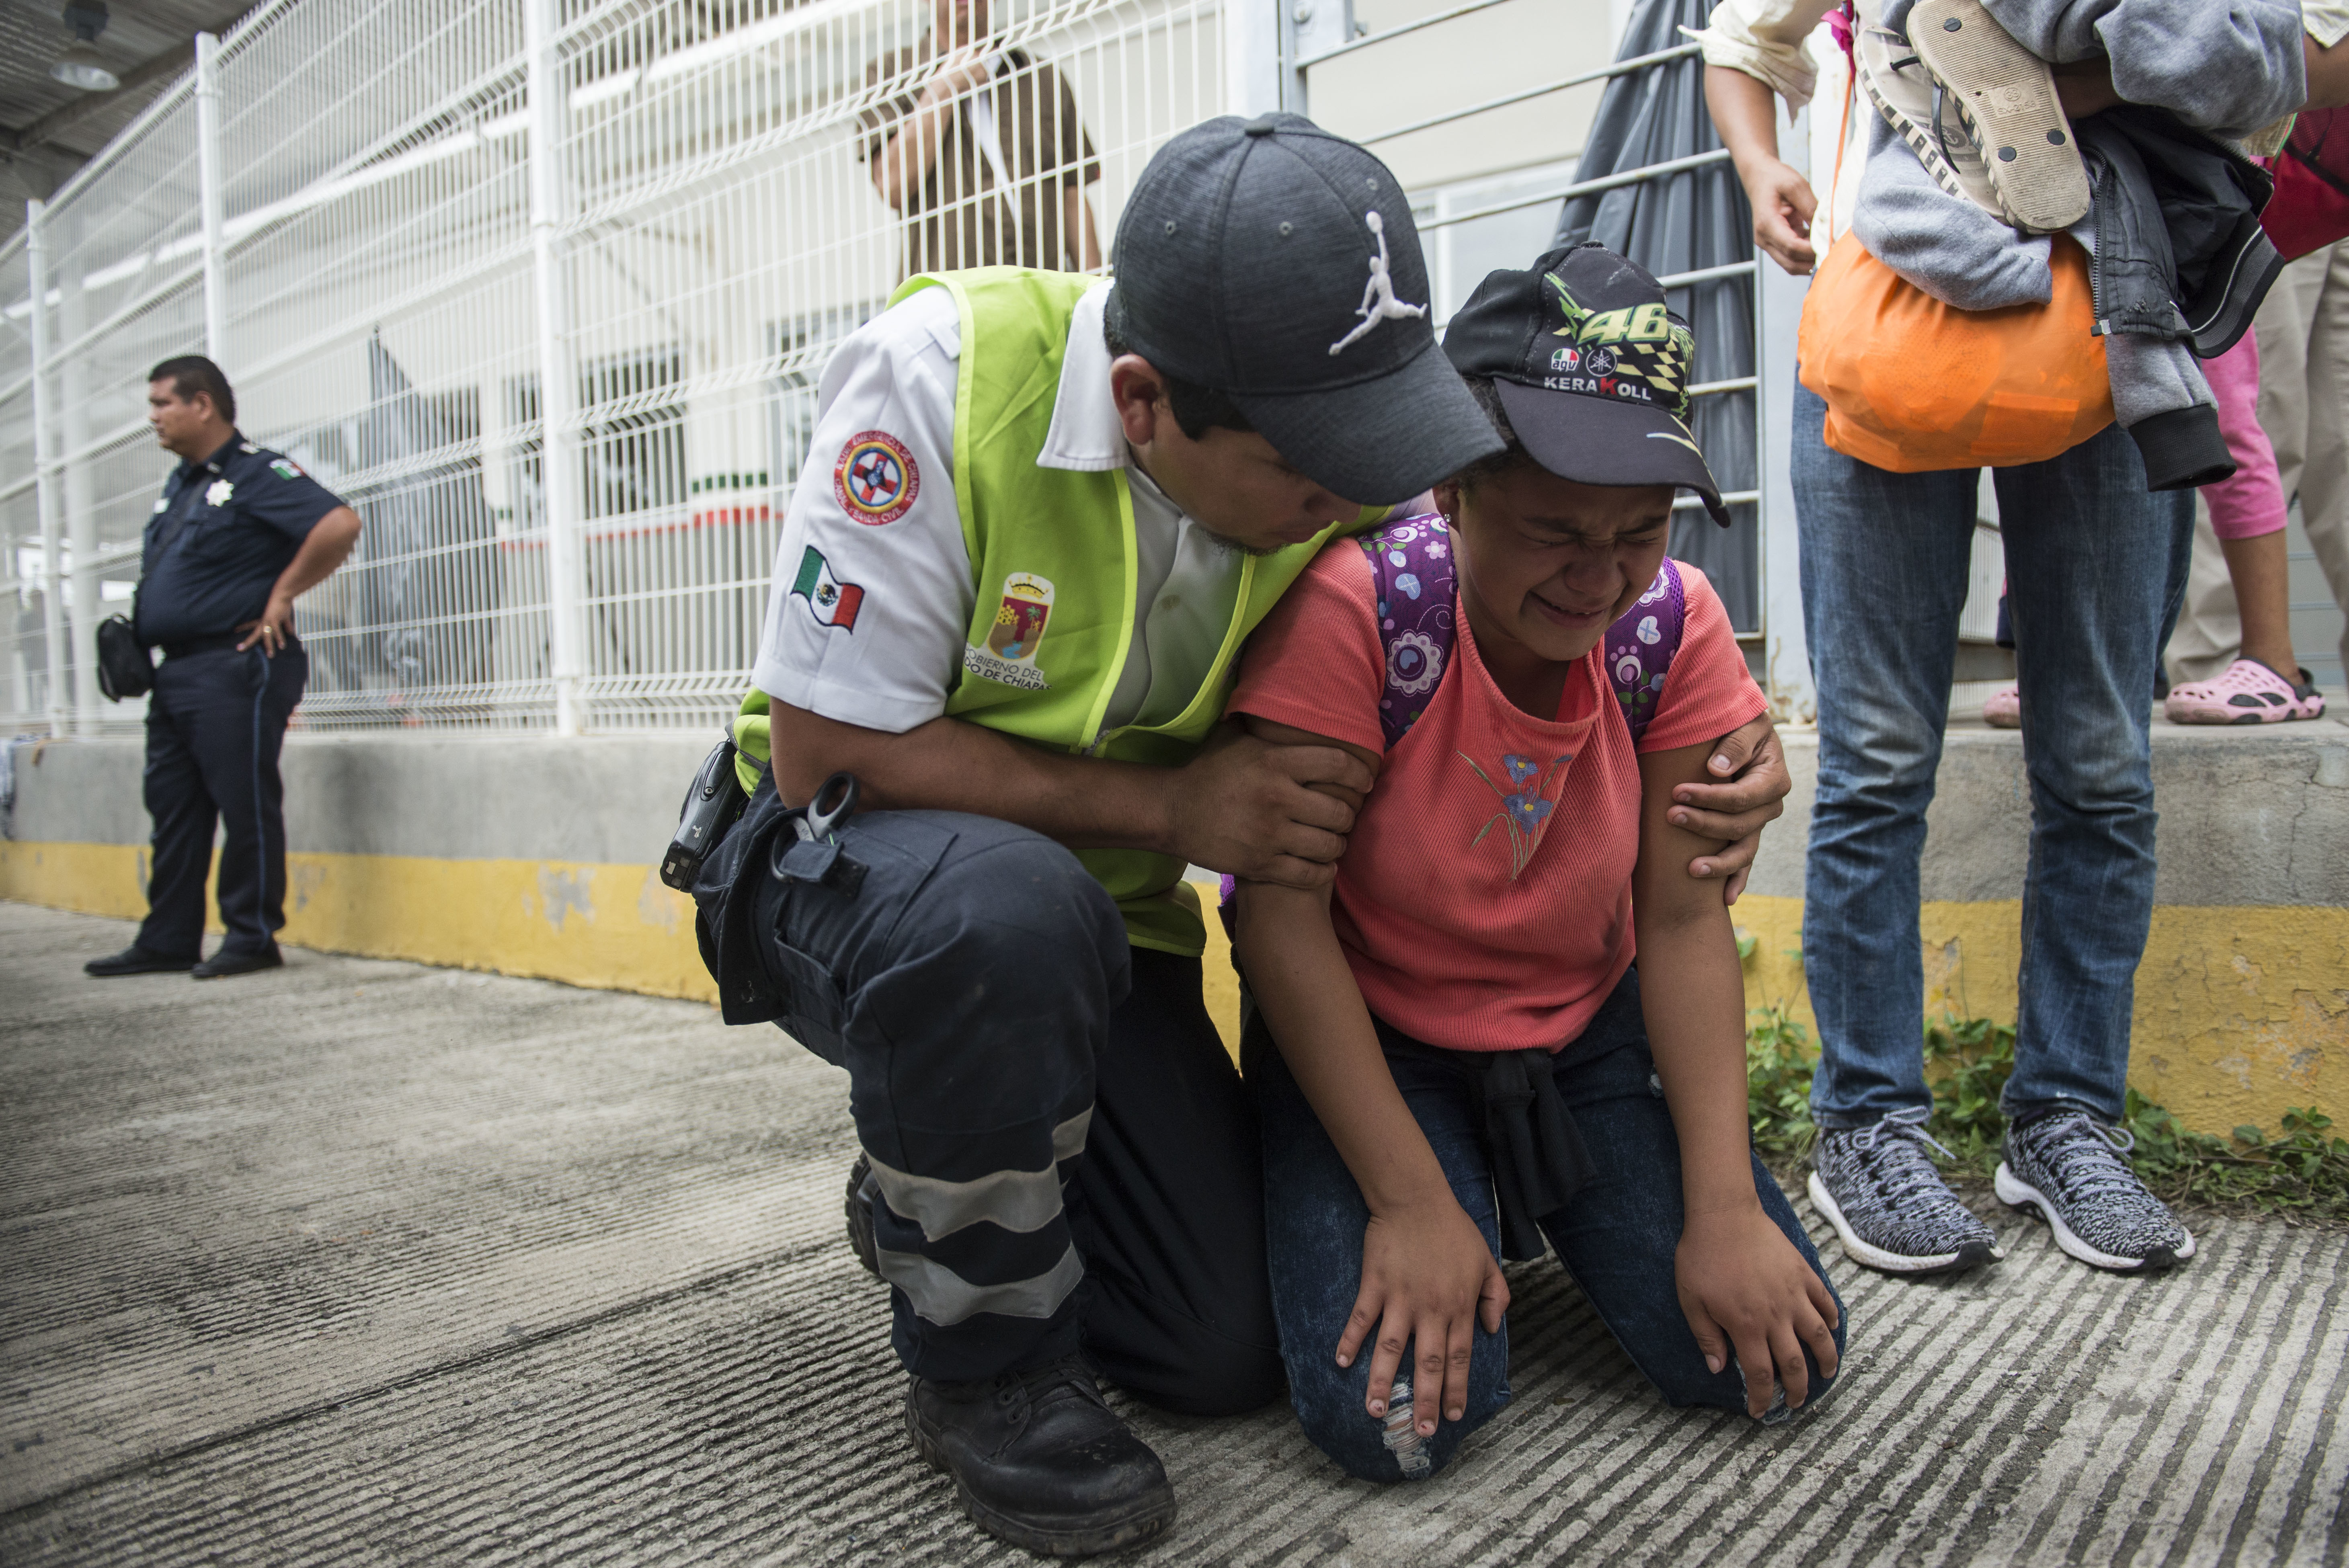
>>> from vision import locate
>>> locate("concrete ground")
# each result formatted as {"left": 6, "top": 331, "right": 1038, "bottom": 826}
{"left": 3, "top": 903, "right": 2344, "bottom": 1567}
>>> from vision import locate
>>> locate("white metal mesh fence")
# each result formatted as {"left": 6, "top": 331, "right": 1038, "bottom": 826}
{"left": 0, "top": 0, "right": 1223, "bottom": 736}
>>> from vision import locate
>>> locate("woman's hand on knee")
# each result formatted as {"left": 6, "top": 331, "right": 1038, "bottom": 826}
{"left": 1338, "top": 1199, "right": 1507, "bottom": 1437}
{"left": 1674, "top": 1203, "right": 1840, "bottom": 1418}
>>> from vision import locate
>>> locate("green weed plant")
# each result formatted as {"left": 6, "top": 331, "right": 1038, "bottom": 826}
{"left": 1742, "top": 1008, "right": 2349, "bottom": 1220}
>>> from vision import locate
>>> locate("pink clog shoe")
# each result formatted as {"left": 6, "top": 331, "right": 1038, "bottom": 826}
{"left": 1982, "top": 685, "right": 2022, "bottom": 728}
{"left": 2164, "top": 659, "right": 2327, "bottom": 724}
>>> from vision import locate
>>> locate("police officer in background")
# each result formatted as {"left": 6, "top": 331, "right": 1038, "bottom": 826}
{"left": 85, "top": 356, "right": 362, "bottom": 980}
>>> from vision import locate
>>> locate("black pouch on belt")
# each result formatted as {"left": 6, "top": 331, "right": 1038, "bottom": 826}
{"left": 95, "top": 615, "right": 155, "bottom": 702}
{"left": 661, "top": 737, "right": 749, "bottom": 891}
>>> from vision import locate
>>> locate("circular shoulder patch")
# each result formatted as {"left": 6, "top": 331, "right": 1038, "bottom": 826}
{"left": 833, "top": 430, "right": 921, "bottom": 525}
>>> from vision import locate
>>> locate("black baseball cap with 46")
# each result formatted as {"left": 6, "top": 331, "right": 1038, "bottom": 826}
{"left": 1106, "top": 113, "right": 1503, "bottom": 506}
{"left": 1442, "top": 241, "right": 1731, "bottom": 527}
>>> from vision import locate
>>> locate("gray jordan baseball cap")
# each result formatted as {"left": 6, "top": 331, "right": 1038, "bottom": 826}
{"left": 1106, "top": 113, "right": 1502, "bottom": 506}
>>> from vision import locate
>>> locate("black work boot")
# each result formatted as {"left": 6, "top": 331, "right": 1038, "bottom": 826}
{"left": 905, "top": 1355, "right": 1177, "bottom": 1556}
{"left": 845, "top": 1154, "right": 880, "bottom": 1279}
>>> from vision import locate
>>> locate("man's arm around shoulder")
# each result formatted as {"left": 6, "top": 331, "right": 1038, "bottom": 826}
{"left": 767, "top": 699, "right": 1373, "bottom": 890}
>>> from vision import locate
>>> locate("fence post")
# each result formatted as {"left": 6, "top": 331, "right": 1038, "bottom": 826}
{"left": 1753, "top": 106, "right": 1814, "bottom": 726}
{"left": 195, "top": 31, "right": 230, "bottom": 361}
{"left": 1224, "top": 0, "right": 1282, "bottom": 117}
{"left": 1280, "top": 0, "right": 1352, "bottom": 116}
{"left": 52, "top": 208, "right": 100, "bottom": 735}
{"left": 526, "top": 0, "right": 587, "bottom": 736}
{"left": 27, "top": 201, "right": 69, "bottom": 739}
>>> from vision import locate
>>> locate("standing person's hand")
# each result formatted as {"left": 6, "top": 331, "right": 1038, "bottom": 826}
{"left": 1705, "top": 62, "right": 1818, "bottom": 275}
{"left": 1740, "top": 159, "right": 1818, "bottom": 275}
{"left": 235, "top": 593, "right": 295, "bottom": 656}
{"left": 1338, "top": 1197, "right": 1509, "bottom": 1438}
{"left": 1667, "top": 713, "right": 1791, "bottom": 904}
{"left": 1166, "top": 721, "right": 1375, "bottom": 888}
{"left": 1675, "top": 1201, "right": 1840, "bottom": 1418}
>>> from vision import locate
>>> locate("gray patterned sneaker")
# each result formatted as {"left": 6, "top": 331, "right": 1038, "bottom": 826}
{"left": 1808, "top": 1109, "right": 2005, "bottom": 1275}
{"left": 1996, "top": 1111, "right": 2195, "bottom": 1272}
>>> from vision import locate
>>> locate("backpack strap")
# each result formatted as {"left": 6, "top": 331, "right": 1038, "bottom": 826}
{"left": 1607, "top": 558, "right": 1686, "bottom": 744}
{"left": 1362, "top": 513, "right": 1458, "bottom": 749}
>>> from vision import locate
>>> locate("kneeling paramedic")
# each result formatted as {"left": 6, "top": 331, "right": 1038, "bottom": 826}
{"left": 686, "top": 115, "right": 1794, "bottom": 1557}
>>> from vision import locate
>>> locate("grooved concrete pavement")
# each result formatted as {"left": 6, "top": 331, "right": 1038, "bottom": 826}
{"left": 2, "top": 902, "right": 2343, "bottom": 1565}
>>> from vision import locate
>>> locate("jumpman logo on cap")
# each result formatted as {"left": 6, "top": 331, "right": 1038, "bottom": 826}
{"left": 1328, "top": 210, "right": 1427, "bottom": 357}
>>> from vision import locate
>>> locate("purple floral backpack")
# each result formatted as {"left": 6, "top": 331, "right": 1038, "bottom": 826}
{"left": 1363, "top": 512, "right": 1684, "bottom": 748}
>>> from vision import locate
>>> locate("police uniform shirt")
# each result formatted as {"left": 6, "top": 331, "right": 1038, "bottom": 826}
{"left": 751, "top": 281, "right": 1246, "bottom": 737}
{"left": 136, "top": 434, "right": 347, "bottom": 647}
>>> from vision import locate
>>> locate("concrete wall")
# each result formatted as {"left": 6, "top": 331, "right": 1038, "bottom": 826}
{"left": 1735, "top": 718, "right": 2349, "bottom": 1137}
{"left": 2, "top": 734, "right": 719, "bottom": 1004}
{"left": 6, "top": 718, "right": 2347, "bottom": 1137}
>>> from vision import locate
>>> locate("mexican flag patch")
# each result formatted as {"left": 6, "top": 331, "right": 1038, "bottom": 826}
{"left": 791, "top": 546, "right": 864, "bottom": 631}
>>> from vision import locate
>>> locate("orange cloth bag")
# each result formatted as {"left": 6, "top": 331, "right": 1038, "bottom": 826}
{"left": 1797, "top": 229, "right": 2113, "bottom": 471}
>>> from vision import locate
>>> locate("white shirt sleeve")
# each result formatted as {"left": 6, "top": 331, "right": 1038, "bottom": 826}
{"left": 1693, "top": 0, "right": 1836, "bottom": 112}
{"left": 752, "top": 287, "right": 975, "bottom": 734}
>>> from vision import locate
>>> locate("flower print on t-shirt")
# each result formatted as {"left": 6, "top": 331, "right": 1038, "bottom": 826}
{"left": 1461, "top": 749, "right": 1573, "bottom": 880}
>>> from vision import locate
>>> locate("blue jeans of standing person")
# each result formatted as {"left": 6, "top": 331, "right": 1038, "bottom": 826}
{"left": 1791, "top": 381, "right": 2194, "bottom": 1129}
{"left": 1247, "top": 968, "right": 1845, "bottom": 1483}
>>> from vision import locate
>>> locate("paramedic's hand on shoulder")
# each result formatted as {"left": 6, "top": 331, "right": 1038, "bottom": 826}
{"left": 1665, "top": 711, "right": 1790, "bottom": 904}
{"left": 1676, "top": 1198, "right": 1842, "bottom": 1419}
{"left": 1171, "top": 721, "right": 1373, "bottom": 888}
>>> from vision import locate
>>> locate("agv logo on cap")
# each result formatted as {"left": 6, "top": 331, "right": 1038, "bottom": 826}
{"left": 1540, "top": 272, "right": 1695, "bottom": 421}
{"left": 833, "top": 430, "right": 920, "bottom": 525}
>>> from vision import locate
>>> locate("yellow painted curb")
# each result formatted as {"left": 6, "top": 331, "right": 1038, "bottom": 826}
{"left": 1736, "top": 893, "right": 2349, "bottom": 1138}
{"left": 0, "top": 839, "right": 1251, "bottom": 1054}
{"left": 0, "top": 840, "right": 716, "bottom": 1003}
{"left": 15, "top": 840, "right": 2330, "bottom": 1134}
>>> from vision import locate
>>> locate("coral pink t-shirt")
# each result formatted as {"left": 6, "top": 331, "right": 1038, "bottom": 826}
{"left": 1228, "top": 544, "right": 1766, "bottom": 1055}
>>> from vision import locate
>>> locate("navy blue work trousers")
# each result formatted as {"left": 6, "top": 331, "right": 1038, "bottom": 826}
{"left": 748, "top": 808, "right": 1282, "bottom": 1415}
{"left": 136, "top": 643, "right": 306, "bottom": 959}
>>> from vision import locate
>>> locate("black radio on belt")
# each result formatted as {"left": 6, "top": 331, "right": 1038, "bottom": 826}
{"left": 661, "top": 738, "right": 749, "bottom": 891}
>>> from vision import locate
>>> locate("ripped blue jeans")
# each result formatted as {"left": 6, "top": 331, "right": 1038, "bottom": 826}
{"left": 1247, "top": 968, "right": 1845, "bottom": 1483}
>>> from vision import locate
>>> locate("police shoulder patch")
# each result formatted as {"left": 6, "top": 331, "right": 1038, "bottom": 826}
{"left": 271, "top": 459, "right": 304, "bottom": 481}
{"left": 832, "top": 430, "right": 920, "bottom": 526}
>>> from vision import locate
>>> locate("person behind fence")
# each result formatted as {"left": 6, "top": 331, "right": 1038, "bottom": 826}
{"left": 1699, "top": 0, "right": 2306, "bottom": 1279}
{"left": 84, "top": 357, "right": 362, "bottom": 982}
{"left": 863, "top": 0, "right": 1103, "bottom": 277}
{"left": 687, "top": 116, "right": 1797, "bottom": 1556}
{"left": 1226, "top": 244, "right": 1845, "bottom": 1485}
